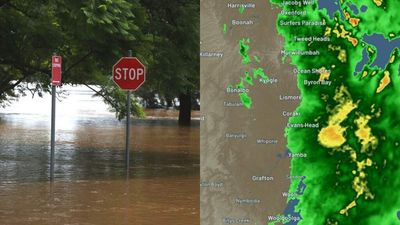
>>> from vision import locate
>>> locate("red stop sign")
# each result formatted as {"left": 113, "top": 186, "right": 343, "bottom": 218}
{"left": 113, "top": 57, "right": 146, "bottom": 90}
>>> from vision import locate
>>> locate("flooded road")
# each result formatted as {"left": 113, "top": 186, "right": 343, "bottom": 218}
{"left": 0, "top": 86, "right": 199, "bottom": 225}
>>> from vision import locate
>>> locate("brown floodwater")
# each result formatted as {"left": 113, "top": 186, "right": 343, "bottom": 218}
{"left": 0, "top": 110, "right": 199, "bottom": 225}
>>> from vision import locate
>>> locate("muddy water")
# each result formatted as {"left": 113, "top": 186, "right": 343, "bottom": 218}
{"left": 0, "top": 86, "right": 199, "bottom": 225}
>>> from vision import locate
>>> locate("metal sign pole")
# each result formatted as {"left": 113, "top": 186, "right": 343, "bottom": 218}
{"left": 50, "top": 84, "right": 56, "bottom": 181}
{"left": 50, "top": 54, "right": 61, "bottom": 181}
{"left": 113, "top": 51, "right": 145, "bottom": 174}
{"left": 126, "top": 90, "right": 131, "bottom": 172}
{"left": 125, "top": 50, "right": 132, "bottom": 172}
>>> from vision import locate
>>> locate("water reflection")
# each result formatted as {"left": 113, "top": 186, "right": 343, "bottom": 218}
{"left": 0, "top": 85, "right": 199, "bottom": 225}
{"left": 0, "top": 177, "right": 199, "bottom": 225}
{"left": 0, "top": 114, "right": 199, "bottom": 182}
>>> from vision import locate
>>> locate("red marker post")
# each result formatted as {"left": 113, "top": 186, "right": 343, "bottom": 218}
{"left": 52, "top": 56, "right": 62, "bottom": 86}
{"left": 112, "top": 51, "right": 146, "bottom": 172}
{"left": 50, "top": 55, "right": 62, "bottom": 181}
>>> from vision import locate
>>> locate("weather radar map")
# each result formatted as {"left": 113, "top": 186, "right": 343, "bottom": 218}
{"left": 200, "top": 0, "right": 400, "bottom": 224}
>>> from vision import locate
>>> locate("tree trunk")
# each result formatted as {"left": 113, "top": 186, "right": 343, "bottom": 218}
{"left": 178, "top": 92, "right": 191, "bottom": 126}
{"left": 165, "top": 96, "right": 174, "bottom": 108}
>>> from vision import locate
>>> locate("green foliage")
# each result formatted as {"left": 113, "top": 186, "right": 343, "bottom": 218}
{"left": 0, "top": 0, "right": 199, "bottom": 119}
{"left": 85, "top": 81, "right": 145, "bottom": 120}
{"left": 0, "top": 0, "right": 152, "bottom": 116}
{"left": 137, "top": 0, "right": 199, "bottom": 97}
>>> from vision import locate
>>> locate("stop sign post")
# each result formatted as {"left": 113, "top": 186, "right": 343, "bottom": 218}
{"left": 112, "top": 52, "right": 146, "bottom": 172}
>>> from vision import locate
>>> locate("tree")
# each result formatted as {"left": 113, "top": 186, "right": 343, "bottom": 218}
{"left": 0, "top": 0, "right": 153, "bottom": 117}
{"left": 139, "top": 0, "right": 200, "bottom": 126}
{"left": 0, "top": 0, "right": 199, "bottom": 124}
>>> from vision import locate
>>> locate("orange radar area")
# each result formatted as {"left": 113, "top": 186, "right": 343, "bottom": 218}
{"left": 376, "top": 71, "right": 391, "bottom": 93}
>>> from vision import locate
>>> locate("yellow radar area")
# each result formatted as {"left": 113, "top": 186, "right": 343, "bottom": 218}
{"left": 318, "top": 67, "right": 331, "bottom": 81}
{"left": 330, "top": 100, "right": 357, "bottom": 124}
{"left": 355, "top": 114, "right": 378, "bottom": 152}
{"left": 373, "top": 0, "right": 383, "bottom": 6}
{"left": 376, "top": 71, "right": 391, "bottom": 93}
{"left": 353, "top": 158, "right": 374, "bottom": 199}
{"left": 339, "top": 146, "right": 374, "bottom": 216}
{"left": 329, "top": 45, "right": 347, "bottom": 63}
{"left": 340, "top": 200, "right": 357, "bottom": 216}
{"left": 367, "top": 47, "right": 375, "bottom": 54}
{"left": 331, "top": 20, "right": 359, "bottom": 47}
{"left": 362, "top": 71, "right": 368, "bottom": 78}
{"left": 389, "top": 54, "right": 396, "bottom": 63}
{"left": 324, "top": 27, "right": 332, "bottom": 37}
{"left": 333, "top": 24, "right": 350, "bottom": 38}
{"left": 318, "top": 86, "right": 357, "bottom": 149}
{"left": 318, "top": 124, "right": 346, "bottom": 148}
